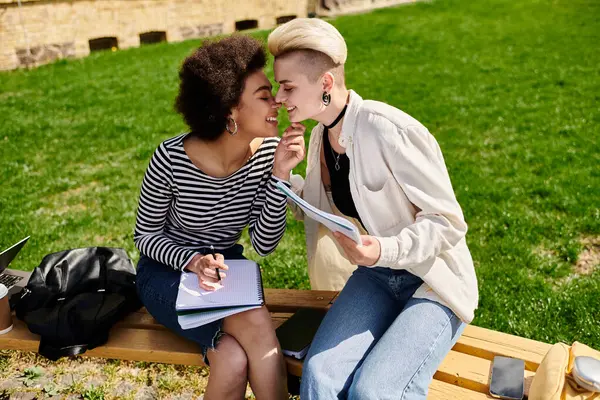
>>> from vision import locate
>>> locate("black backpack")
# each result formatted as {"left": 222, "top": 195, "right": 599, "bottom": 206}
{"left": 13, "top": 247, "right": 142, "bottom": 361}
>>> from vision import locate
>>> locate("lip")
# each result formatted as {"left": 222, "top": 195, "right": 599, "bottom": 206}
{"left": 266, "top": 116, "right": 278, "bottom": 126}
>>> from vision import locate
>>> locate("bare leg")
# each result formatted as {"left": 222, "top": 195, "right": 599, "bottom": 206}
{"left": 204, "top": 334, "right": 249, "bottom": 400}
{"left": 223, "top": 306, "right": 288, "bottom": 400}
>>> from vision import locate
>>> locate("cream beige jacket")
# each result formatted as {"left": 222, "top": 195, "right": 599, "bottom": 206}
{"left": 289, "top": 90, "right": 479, "bottom": 323}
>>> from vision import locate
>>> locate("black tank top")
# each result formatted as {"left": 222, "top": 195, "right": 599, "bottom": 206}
{"left": 322, "top": 128, "right": 364, "bottom": 228}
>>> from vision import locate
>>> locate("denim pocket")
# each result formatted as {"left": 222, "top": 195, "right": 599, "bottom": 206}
{"left": 388, "top": 271, "right": 423, "bottom": 303}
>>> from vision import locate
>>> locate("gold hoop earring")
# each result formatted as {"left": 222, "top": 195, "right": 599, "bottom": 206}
{"left": 226, "top": 117, "right": 238, "bottom": 135}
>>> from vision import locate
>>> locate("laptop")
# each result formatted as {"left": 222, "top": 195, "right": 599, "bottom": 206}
{"left": 0, "top": 237, "right": 32, "bottom": 297}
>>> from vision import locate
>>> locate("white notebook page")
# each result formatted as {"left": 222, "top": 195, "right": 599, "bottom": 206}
{"left": 176, "top": 259, "right": 263, "bottom": 312}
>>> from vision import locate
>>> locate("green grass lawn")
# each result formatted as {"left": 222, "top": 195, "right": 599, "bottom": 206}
{"left": 1, "top": 0, "right": 599, "bottom": 350}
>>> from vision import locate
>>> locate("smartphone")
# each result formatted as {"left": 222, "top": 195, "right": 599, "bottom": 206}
{"left": 489, "top": 356, "right": 525, "bottom": 400}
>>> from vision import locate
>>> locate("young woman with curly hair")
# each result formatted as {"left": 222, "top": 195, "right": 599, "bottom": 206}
{"left": 133, "top": 35, "right": 304, "bottom": 400}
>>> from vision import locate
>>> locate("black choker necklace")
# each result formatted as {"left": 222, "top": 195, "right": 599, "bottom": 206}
{"left": 325, "top": 105, "right": 348, "bottom": 172}
{"left": 325, "top": 105, "right": 348, "bottom": 130}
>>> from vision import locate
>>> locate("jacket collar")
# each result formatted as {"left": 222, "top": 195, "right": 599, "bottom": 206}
{"left": 338, "top": 89, "right": 363, "bottom": 149}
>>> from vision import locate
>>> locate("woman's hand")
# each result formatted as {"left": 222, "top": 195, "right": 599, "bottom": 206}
{"left": 332, "top": 233, "right": 381, "bottom": 266}
{"left": 273, "top": 123, "right": 306, "bottom": 180}
{"left": 184, "top": 253, "right": 229, "bottom": 291}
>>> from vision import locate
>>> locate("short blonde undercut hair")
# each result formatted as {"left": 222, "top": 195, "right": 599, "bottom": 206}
{"left": 268, "top": 18, "right": 347, "bottom": 65}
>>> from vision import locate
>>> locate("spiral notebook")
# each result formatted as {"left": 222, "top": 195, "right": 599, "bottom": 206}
{"left": 175, "top": 259, "right": 264, "bottom": 330}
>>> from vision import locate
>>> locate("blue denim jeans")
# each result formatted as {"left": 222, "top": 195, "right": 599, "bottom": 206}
{"left": 301, "top": 266, "right": 466, "bottom": 400}
{"left": 135, "top": 244, "right": 246, "bottom": 363}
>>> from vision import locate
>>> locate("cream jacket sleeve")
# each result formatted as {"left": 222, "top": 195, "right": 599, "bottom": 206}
{"left": 373, "top": 117, "right": 468, "bottom": 269}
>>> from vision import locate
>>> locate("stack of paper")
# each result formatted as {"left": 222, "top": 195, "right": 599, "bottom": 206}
{"left": 275, "top": 181, "right": 362, "bottom": 244}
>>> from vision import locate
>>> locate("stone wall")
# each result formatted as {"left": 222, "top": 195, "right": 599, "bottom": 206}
{"left": 0, "top": 0, "right": 307, "bottom": 70}
{"left": 316, "top": 0, "right": 417, "bottom": 16}
{"left": 0, "top": 0, "right": 421, "bottom": 71}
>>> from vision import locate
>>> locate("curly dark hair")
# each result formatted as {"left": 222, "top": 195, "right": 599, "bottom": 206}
{"left": 175, "top": 35, "right": 267, "bottom": 140}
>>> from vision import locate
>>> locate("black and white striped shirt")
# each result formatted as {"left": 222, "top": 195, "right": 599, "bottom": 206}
{"left": 134, "top": 134, "right": 289, "bottom": 271}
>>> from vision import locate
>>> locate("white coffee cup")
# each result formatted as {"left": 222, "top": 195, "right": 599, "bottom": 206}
{"left": 0, "top": 284, "right": 13, "bottom": 335}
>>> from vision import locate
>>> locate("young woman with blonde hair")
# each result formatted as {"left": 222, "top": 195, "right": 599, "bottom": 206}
{"left": 268, "top": 18, "right": 478, "bottom": 399}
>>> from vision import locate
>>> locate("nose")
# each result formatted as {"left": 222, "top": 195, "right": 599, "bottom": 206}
{"left": 275, "top": 87, "right": 286, "bottom": 104}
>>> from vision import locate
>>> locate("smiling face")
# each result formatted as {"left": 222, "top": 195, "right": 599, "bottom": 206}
{"left": 273, "top": 53, "right": 328, "bottom": 123}
{"left": 233, "top": 70, "right": 280, "bottom": 138}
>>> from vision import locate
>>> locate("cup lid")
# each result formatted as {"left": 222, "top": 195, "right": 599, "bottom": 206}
{"left": 0, "top": 284, "right": 7, "bottom": 298}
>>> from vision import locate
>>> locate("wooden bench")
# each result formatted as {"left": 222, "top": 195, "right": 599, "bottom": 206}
{"left": 0, "top": 289, "right": 552, "bottom": 399}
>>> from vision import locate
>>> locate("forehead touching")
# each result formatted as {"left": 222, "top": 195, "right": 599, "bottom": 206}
{"left": 245, "top": 70, "right": 272, "bottom": 93}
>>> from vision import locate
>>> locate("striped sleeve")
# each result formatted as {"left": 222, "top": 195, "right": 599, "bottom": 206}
{"left": 133, "top": 143, "right": 198, "bottom": 270}
{"left": 248, "top": 175, "right": 290, "bottom": 256}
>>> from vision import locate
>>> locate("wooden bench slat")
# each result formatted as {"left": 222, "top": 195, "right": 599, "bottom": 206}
{"left": 115, "top": 289, "right": 335, "bottom": 328}
{"left": 427, "top": 379, "right": 494, "bottom": 399}
{"left": 1, "top": 320, "right": 205, "bottom": 365}
{"left": 264, "top": 289, "right": 338, "bottom": 312}
{"left": 116, "top": 311, "right": 295, "bottom": 331}
{"left": 435, "top": 349, "right": 536, "bottom": 394}
{"left": 86, "top": 328, "right": 204, "bottom": 365}
{"left": 0, "top": 319, "right": 39, "bottom": 353}
{"left": 456, "top": 325, "right": 551, "bottom": 371}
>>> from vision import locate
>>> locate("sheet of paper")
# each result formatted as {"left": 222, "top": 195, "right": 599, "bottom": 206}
{"left": 276, "top": 181, "right": 362, "bottom": 244}
{"left": 178, "top": 305, "right": 262, "bottom": 330}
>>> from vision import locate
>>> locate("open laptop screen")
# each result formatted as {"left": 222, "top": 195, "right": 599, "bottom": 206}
{"left": 0, "top": 237, "right": 30, "bottom": 273}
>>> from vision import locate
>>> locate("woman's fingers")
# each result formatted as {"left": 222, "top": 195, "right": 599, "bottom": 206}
{"left": 200, "top": 270, "right": 219, "bottom": 282}
{"left": 281, "top": 132, "right": 304, "bottom": 142}
{"left": 205, "top": 254, "right": 228, "bottom": 270}
{"left": 334, "top": 231, "right": 354, "bottom": 243}
{"left": 199, "top": 279, "right": 222, "bottom": 291}
{"left": 211, "top": 259, "right": 228, "bottom": 270}
{"left": 198, "top": 253, "right": 228, "bottom": 281}
{"left": 203, "top": 267, "right": 226, "bottom": 280}
{"left": 290, "top": 122, "right": 306, "bottom": 130}
{"left": 281, "top": 135, "right": 305, "bottom": 150}
{"left": 282, "top": 123, "right": 306, "bottom": 137}
{"left": 286, "top": 136, "right": 305, "bottom": 145}
{"left": 333, "top": 232, "right": 358, "bottom": 254}
{"left": 199, "top": 282, "right": 215, "bottom": 291}
{"left": 286, "top": 144, "right": 305, "bottom": 155}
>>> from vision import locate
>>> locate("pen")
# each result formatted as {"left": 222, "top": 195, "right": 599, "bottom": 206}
{"left": 211, "top": 245, "right": 221, "bottom": 281}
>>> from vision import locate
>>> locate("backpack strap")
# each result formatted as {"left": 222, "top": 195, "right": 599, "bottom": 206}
{"left": 38, "top": 329, "right": 109, "bottom": 361}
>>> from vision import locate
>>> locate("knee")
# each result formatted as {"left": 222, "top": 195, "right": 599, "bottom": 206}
{"left": 300, "top": 353, "right": 338, "bottom": 399}
{"left": 302, "top": 352, "right": 329, "bottom": 383}
{"left": 232, "top": 306, "right": 275, "bottom": 338}
{"left": 349, "top": 367, "right": 427, "bottom": 400}
{"left": 348, "top": 371, "right": 379, "bottom": 400}
{"left": 209, "top": 334, "right": 248, "bottom": 379}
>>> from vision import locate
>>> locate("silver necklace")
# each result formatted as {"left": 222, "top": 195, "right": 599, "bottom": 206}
{"left": 324, "top": 104, "right": 348, "bottom": 172}
{"left": 329, "top": 135, "right": 342, "bottom": 171}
